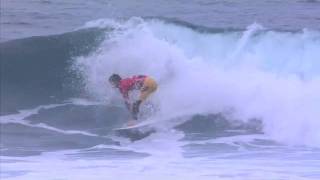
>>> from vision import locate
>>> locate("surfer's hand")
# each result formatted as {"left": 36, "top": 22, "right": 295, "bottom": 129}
{"left": 127, "top": 120, "right": 136, "bottom": 127}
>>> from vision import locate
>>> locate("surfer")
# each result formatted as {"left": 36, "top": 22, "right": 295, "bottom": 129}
{"left": 108, "top": 74, "right": 158, "bottom": 123}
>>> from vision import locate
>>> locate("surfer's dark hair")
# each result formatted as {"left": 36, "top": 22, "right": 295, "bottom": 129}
{"left": 109, "top": 74, "right": 121, "bottom": 83}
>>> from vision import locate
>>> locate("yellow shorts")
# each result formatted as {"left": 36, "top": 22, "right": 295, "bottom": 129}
{"left": 139, "top": 77, "right": 157, "bottom": 102}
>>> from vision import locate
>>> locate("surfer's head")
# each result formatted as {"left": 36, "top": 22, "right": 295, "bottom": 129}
{"left": 109, "top": 74, "right": 121, "bottom": 87}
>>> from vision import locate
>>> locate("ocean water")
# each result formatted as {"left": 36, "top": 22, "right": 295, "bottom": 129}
{"left": 1, "top": 0, "right": 320, "bottom": 180}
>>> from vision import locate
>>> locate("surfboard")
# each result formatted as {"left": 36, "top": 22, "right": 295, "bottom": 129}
{"left": 113, "top": 120, "right": 156, "bottom": 141}
{"left": 114, "top": 119, "right": 158, "bottom": 130}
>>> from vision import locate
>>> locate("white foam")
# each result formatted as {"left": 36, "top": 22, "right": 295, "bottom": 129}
{"left": 0, "top": 104, "right": 65, "bottom": 124}
{"left": 67, "top": 98, "right": 104, "bottom": 106}
{"left": 74, "top": 17, "right": 320, "bottom": 147}
{"left": 1, "top": 144, "right": 319, "bottom": 180}
{"left": 0, "top": 103, "right": 100, "bottom": 137}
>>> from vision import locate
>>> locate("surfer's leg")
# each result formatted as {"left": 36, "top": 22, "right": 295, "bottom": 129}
{"left": 132, "top": 77, "right": 157, "bottom": 120}
{"left": 139, "top": 77, "right": 157, "bottom": 102}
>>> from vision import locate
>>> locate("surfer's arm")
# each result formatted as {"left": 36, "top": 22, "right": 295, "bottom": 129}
{"left": 120, "top": 89, "right": 131, "bottom": 110}
{"left": 124, "top": 99, "right": 138, "bottom": 120}
{"left": 119, "top": 84, "right": 137, "bottom": 119}
{"left": 122, "top": 94, "right": 139, "bottom": 120}
{"left": 124, "top": 100, "right": 130, "bottom": 110}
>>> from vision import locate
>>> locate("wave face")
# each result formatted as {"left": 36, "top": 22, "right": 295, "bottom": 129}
{"left": 0, "top": 28, "right": 105, "bottom": 114}
{"left": 73, "top": 17, "right": 320, "bottom": 147}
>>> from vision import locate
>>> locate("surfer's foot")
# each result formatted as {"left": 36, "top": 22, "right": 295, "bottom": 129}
{"left": 126, "top": 120, "right": 136, "bottom": 127}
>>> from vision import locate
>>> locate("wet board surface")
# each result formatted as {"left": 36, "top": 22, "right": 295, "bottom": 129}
{"left": 113, "top": 121, "right": 156, "bottom": 141}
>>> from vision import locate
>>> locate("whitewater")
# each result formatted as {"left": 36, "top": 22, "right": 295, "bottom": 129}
{"left": 1, "top": 16, "right": 320, "bottom": 180}
{"left": 77, "top": 17, "right": 320, "bottom": 146}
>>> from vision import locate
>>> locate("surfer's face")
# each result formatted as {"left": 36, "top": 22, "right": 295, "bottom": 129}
{"left": 109, "top": 80, "right": 119, "bottom": 88}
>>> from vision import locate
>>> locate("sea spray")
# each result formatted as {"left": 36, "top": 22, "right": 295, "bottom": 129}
{"left": 74, "top": 18, "right": 320, "bottom": 147}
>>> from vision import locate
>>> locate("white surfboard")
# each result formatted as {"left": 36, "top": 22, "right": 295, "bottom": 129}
{"left": 114, "top": 119, "right": 159, "bottom": 130}
{"left": 113, "top": 119, "right": 159, "bottom": 141}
